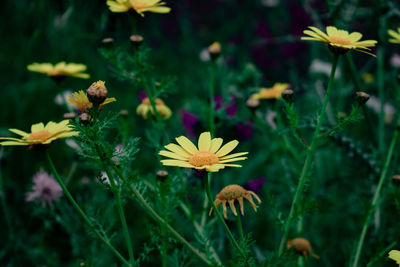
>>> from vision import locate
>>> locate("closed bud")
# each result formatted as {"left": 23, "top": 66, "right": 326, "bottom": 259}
{"left": 63, "top": 112, "right": 76, "bottom": 119}
{"left": 79, "top": 113, "right": 92, "bottom": 125}
{"left": 102, "top": 38, "right": 114, "bottom": 48}
{"left": 87, "top": 80, "right": 108, "bottom": 105}
{"left": 355, "top": 91, "right": 370, "bottom": 105}
{"left": 282, "top": 89, "right": 294, "bottom": 102}
{"left": 130, "top": 35, "right": 144, "bottom": 48}
{"left": 208, "top": 42, "right": 221, "bottom": 60}
{"left": 246, "top": 98, "right": 259, "bottom": 110}
{"left": 156, "top": 170, "right": 168, "bottom": 182}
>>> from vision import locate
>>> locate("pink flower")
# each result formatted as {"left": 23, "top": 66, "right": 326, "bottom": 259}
{"left": 26, "top": 169, "right": 63, "bottom": 207}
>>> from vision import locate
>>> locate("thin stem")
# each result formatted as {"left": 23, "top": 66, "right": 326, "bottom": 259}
{"left": 160, "top": 181, "right": 167, "bottom": 267}
{"left": 111, "top": 164, "right": 213, "bottom": 266}
{"left": 203, "top": 173, "right": 246, "bottom": 259}
{"left": 278, "top": 54, "right": 339, "bottom": 255}
{"left": 377, "top": 46, "right": 385, "bottom": 154}
{"left": 209, "top": 60, "right": 217, "bottom": 135}
{"left": 236, "top": 213, "right": 245, "bottom": 243}
{"left": 96, "top": 145, "right": 135, "bottom": 266}
{"left": 350, "top": 126, "right": 400, "bottom": 267}
{"left": 45, "top": 151, "right": 131, "bottom": 267}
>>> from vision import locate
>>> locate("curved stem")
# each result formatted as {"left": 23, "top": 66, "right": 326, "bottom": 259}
{"left": 203, "top": 173, "right": 246, "bottom": 259}
{"left": 236, "top": 213, "right": 245, "bottom": 243}
{"left": 278, "top": 54, "right": 339, "bottom": 255}
{"left": 350, "top": 125, "right": 400, "bottom": 267}
{"left": 96, "top": 145, "right": 135, "bottom": 266}
{"left": 110, "top": 164, "right": 213, "bottom": 266}
{"left": 45, "top": 151, "right": 131, "bottom": 267}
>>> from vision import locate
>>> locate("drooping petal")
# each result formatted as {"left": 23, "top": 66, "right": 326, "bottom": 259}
{"left": 228, "top": 200, "right": 237, "bottom": 216}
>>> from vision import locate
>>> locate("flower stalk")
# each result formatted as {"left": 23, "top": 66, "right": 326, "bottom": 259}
{"left": 278, "top": 53, "right": 340, "bottom": 255}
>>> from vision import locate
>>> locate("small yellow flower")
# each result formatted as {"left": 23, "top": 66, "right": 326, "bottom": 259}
{"left": 136, "top": 97, "right": 171, "bottom": 119}
{"left": 106, "top": 0, "right": 171, "bottom": 16}
{"left": 389, "top": 250, "right": 400, "bottom": 266}
{"left": 388, "top": 28, "right": 400, "bottom": 44}
{"left": 251, "top": 83, "right": 290, "bottom": 100}
{"left": 362, "top": 73, "right": 374, "bottom": 84}
{"left": 209, "top": 184, "right": 261, "bottom": 218}
{"left": 0, "top": 120, "right": 79, "bottom": 147}
{"left": 301, "top": 26, "right": 377, "bottom": 56}
{"left": 27, "top": 62, "right": 90, "bottom": 79}
{"left": 159, "top": 132, "right": 248, "bottom": 172}
{"left": 68, "top": 90, "right": 116, "bottom": 113}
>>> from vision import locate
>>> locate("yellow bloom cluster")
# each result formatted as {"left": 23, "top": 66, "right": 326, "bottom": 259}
{"left": 27, "top": 62, "right": 90, "bottom": 79}
{"left": 107, "top": 0, "right": 170, "bottom": 16}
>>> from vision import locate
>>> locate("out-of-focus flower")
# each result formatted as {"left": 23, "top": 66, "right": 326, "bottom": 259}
{"left": 26, "top": 169, "right": 63, "bottom": 207}
{"left": 112, "top": 144, "right": 125, "bottom": 164}
{"left": 0, "top": 120, "right": 78, "bottom": 147}
{"left": 209, "top": 184, "right": 261, "bottom": 218}
{"left": 214, "top": 95, "right": 237, "bottom": 117}
{"left": 67, "top": 90, "right": 116, "bottom": 113}
{"left": 362, "top": 73, "right": 374, "bottom": 84}
{"left": 27, "top": 62, "right": 90, "bottom": 79}
{"left": 366, "top": 95, "right": 395, "bottom": 123}
{"left": 136, "top": 97, "right": 172, "bottom": 119}
{"left": 388, "top": 28, "right": 400, "bottom": 44}
{"left": 389, "top": 250, "right": 400, "bottom": 265}
{"left": 199, "top": 48, "right": 211, "bottom": 62}
{"left": 159, "top": 132, "right": 248, "bottom": 172}
{"left": 234, "top": 121, "right": 253, "bottom": 140}
{"left": 260, "top": 0, "right": 280, "bottom": 7}
{"left": 98, "top": 171, "right": 118, "bottom": 186}
{"left": 301, "top": 26, "right": 377, "bottom": 56}
{"left": 266, "top": 110, "right": 277, "bottom": 129}
{"left": 55, "top": 90, "right": 74, "bottom": 107}
{"left": 65, "top": 139, "right": 82, "bottom": 153}
{"left": 181, "top": 110, "right": 200, "bottom": 138}
{"left": 208, "top": 42, "right": 221, "bottom": 60}
{"left": 390, "top": 53, "right": 400, "bottom": 68}
{"left": 251, "top": 83, "right": 290, "bottom": 100}
{"left": 245, "top": 176, "right": 266, "bottom": 194}
{"left": 310, "top": 59, "right": 341, "bottom": 78}
{"left": 106, "top": 0, "right": 171, "bottom": 16}
{"left": 287, "top": 238, "right": 319, "bottom": 258}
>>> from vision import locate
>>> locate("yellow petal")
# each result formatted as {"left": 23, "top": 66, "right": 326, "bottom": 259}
{"left": 0, "top": 141, "right": 29, "bottom": 146}
{"left": 161, "top": 159, "right": 193, "bottom": 168}
{"left": 326, "top": 26, "right": 338, "bottom": 37}
{"left": 31, "top": 123, "right": 45, "bottom": 132}
{"left": 348, "top": 32, "right": 362, "bottom": 42}
{"left": 308, "top": 26, "right": 329, "bottom": 40}
{"left": 219, "top": 157, "right": 247, "bottom": 163}
{"left": 164, "top": 143, "right": 191, "bottom": 157}
{"left": 159, "top": 150, "right": 189, "bottom": 160}
{"left": 8, "top": 128, "right": 28, "bottom": 137}
{"left": 215, "top": 140, "right": 239, "bottom": 157}
{"left": 175, "top": 136, "right": 198, "bottom": 154}
{"left": 209, "top": 138, "right": 223, "bottom": 153}
{"left": 220, "top": 152, "right": 248, "bottom": 160}
{"left": 198, "top": 132, "right": 211, "bottom": 151}
{"left": 389, "top": 250, "right": 400, "bottom": 264}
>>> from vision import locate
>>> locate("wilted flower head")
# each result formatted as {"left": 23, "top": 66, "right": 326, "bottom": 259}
{"left": 136, "top": 97, "right": 172, "bottom": 119}
{"left": 26, "top": 169, "right": 63, "bottom": 207}
{"left": 209, "top": 184, "right": 261, "bottom": 218}
{"left": 106, "top": 0, "right": 171, "bottom": 16}
{"left": 27, "top": 62, "right": 90, "bottom": 79}
{"left": 287, "top": 238, "right": 319, "bottom": 258}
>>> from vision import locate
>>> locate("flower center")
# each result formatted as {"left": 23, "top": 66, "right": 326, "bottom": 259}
{"left": 329, "top": 36, "right": 352, "bottom": 45}
{"left": 27, "top": 130, "right": 53, "bottom": 142}
{"left": 188, "top": 151, "right": 219, "bottom": 167}
{"left": 130, "top": 0, "right": 149, "bottom": 10}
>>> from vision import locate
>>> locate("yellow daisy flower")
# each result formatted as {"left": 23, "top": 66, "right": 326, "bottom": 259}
{"left": 136, "top": 97, "right": 171, "bottom": 119}
{"left": 27, "top": 62, "right": 90, "bottom": 79}
{"left": 0, "top": 120, "right": 79, "bottom": 147}
{"left": 389, "top": 250, "right": 400, "bottom": 266}
{"left": 251, "top": 83, "right": 290, "bottom": 100}
{"left": 106, "top": 0, "right": 171, "bottom": 16}
{"left": 208, "top": 184, "right": 261, "bottom": 218}
{"left": 159, "top": 132, "right": 248, "bottom": 172}
{"left": 68, "top": 90, "right": 116, "bottom": 113}
{"left": 301, "top": 26, "right": 377, "bottom": 56}
{"left": 388, "top": 28, "right": 400, "bottom": 44}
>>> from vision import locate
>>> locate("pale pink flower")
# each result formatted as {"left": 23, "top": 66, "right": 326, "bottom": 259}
{"left": 26, "top": 169, "right": 63, "bottom": 207}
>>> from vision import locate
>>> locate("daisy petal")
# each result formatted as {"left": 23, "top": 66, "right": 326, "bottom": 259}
{"left": 198, "top": 132, "right": 211, "bottom": 151}
{"left": 31, "top": 123, "right": 44, "bottom": 132}
{"left": 210, "top": 138, "right": 223, "bottom": 153}
{"left": 161, "top": 159, "right": 193, "bottom": 168}
{"left": 159, "top": 150, "right": 189, "bottom": 160}
{"left": 216, "top": 140, "right": 239, "bottom": 157}
{"left": 220, "top": 157, "right": 247, "bottom": 163}
{"left": 164, "top": 143, "right": 192, "bottom": 157}
{"left": 176, "top": 136, "right": 198, "bottom": 154}
{"left": 8, "top": 128, "right": 29, "bottom": 137}
{"left": 220, "top": 152, "right": 248, "bottom": 160}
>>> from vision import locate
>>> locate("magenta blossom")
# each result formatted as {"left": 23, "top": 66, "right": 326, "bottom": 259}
{"left": 26, "top": 169, "right": 63, "bottom": 207}
{"left": 214, "top": 95, "right": 237, "bottom": 117}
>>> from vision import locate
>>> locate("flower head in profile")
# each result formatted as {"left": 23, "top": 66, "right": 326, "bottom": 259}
{"left": 27, "top": 62, "right": 90, "bottom": 79}
{"left": 0, "top": 120, "right": 79, "bottom": 147}
{"left": 301, "top": 26, "right": 377, "bottom": 56}
{"left": 388, "top": 28, "right": 400, "bottom": 44}
{"left": 287, "top": 238, "right": 319, "bottom": 259}
{"left": 208, "top": 184, "right": 261, "bottom": 218}
{"left": 26, "top": 169, "right": 63, "bottom": 207}
{"left": 107, "top": 0, "right": 171, "bottom": 16}
{"left": 251, "top": 83, "right": 291, "bottom": 100}
{"left": 67, "top": 90, "right": 116, "bottom": 113}
{"left": 159, "top": 132, "right": 248, "bottom": 172}
{"left": 137, "top": 97, "right": 172, "bottom": 119}
{"left": 389, "top": 250, "right": 400, "bottom": 266}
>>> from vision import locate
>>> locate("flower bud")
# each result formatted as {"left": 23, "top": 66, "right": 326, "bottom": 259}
{"left": 282, "top": 89, "right": 294, "bottom": 102}
{"left": 156, "top": 170, "right": 168, "bottom": 182}
{"left": 120, "top": 109, "right": 129, "bottom": 116}
{"left": 130, "top": 34, "right": 144, "bottom": 48}
{"left": 355, "top": 91, "right": 370, "bottom": 105}
{"left": 87, "top": 81, "right": 108, "bottom": 105}
{"left": 79, "top": 113, "right": 92, "bottom": 125}
{"left": 208, "top": 42, "right": 221, "bottom": 60}
{"left": 102, "top": 38, "right": 114, "bottom": 48}
{"left": 63, "top": 112, "right": 76, "bottom": 119}
{"left": 246, "top": 98, "right": 259, "bottom": 110}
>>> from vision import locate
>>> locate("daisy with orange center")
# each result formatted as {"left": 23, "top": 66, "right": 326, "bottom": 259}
{"left": 251, "top": 83, "right": 291, "bottom": 100}
{"left": 27, "top": 62, "right": 90, "bottom": 79}
{"left": 209, "top": 184, "right": 261, "bottom": 219}
{"left": 301, "top": 26, "right": 377, "bottom": 56}
{"left": 106, "top": 0, "right": 171, "bottom": 16}
{"left": 0, "top": 120, "right": 79, "bottom": 147}
{"left": 159, "top": 132, "right": 248, "bottom": 172}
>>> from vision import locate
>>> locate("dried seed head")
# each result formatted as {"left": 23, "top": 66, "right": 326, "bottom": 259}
{"left": 282, "top": 89, "right": 294, "bottom": 102}
{"left": 208, "top": 42, "right": 221, "bottom": 60}
{"left": 156, "top": 170, "right": 168, "bottom": 182}
{"left": 87, "top": 80, "right": 108, "bottom": 105}
{"left": 79, "top": 113, "right": 92, "bottom": 125}
{"left": 130, "top": 34, "right": 144, "bottom": 48}
{"left": 246, "top": 98, "right": 260, "bottom": 109}
{"left": 355, "top": 91, "right": 370, "bottom": 105}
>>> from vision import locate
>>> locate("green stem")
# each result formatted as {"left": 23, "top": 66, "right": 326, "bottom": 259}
{"left": 278, "top": 54, "right": 339, "bottom": 255}
{"left": 350, "top": 125, "right": 400, "bottom": 267}
{"left": 203, "top": 173, "right": 246, "bottom": 259}
{"left": 209, "top": 60, "right": 216, "bottom": 135}
{"left": 377, "top": 46, "right": 385, "bottom": 154}
{"left": 160, "top": 181, "right": 167, "bottom": 267}
{"left": 345, "top": 54, "right": 363, "bottom": 91}
{"left": 111, "top": 164, "right": 213, "bottom": 266}
{"left": 96, "top": 146, "right": 135, "bottom": 266}
{"left": 236, "top": 213, "right": 245, "bottom": 243}
{"left": 45, "top": 152, "right": 131, "bottom": 267}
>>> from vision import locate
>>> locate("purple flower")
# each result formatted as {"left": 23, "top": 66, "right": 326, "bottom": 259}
{"left": 181, "top": 109, "right": 200, "bottom": 138}
{"left": 245, "top": 176, "right": 266, "bottom": 194}
{"left": 138, "top": 90, "right": 147, "bottom": 101}
{"left": 234, "top": 120, "right": 253, "bottom": 140}
{"left": 214, "top": 95, "right": 237, "bottom": 117}
{"left": 26, "top": 169, "right": 63, "bottom": 207}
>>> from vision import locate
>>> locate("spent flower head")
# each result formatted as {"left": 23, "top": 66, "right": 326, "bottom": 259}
{"left": 86, "top": 80, "right": 108, "bottom": 105}
{"left": 159, "top": 132, "right": 248, "bottom": 172}
{"left": 136, "top": 97, "right": 172, "bottom": 119}
{"left": 27, "top": 62, "right": 90, "bottom": 79}
{"left": 208, "top": 184, "right": 261, "bottom": 218}
{"left": 26, "top": 169, "right": 63, "bottom": 207}
{"left": 301, "top": 26, "right": 377, "bottom": 56}
{"left": 106, "top": 0, "right": 171, "bottom": 16}
{"left": 0, "top": 120, "right": 79, "bottom": 147}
